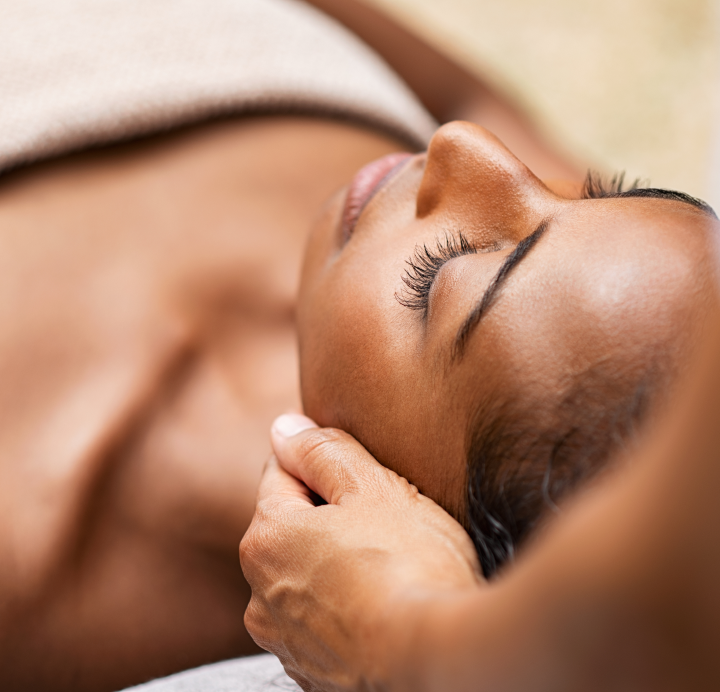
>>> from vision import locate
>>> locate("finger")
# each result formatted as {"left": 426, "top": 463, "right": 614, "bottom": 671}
{"left": 240, "top": 457, "right": 316, "bottom": 584}
{"left": 256, "top": 454, "right": 315, "bottom": 511}
{"left": 271, "top": 414, "right": 391, "bottom": 505}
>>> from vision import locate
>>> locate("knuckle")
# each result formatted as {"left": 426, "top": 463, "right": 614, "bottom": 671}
{"left": 361, "top": 462, "right": 410, "bottom": 502}
{"left": 238, "top": 534, "right": 256, "bottom": 564}
{"left": 243, "top": 600, "right": 274, "bottom": 651}
{"left": 298, "top": 429, "right": 364, "bottom": 491}
{"left": 239, "top": 525, "right": 273, "bottom": 570}
{"left": 297, "top": 427, "right": 351, "bottom": 463}
{"left": 243, "top": 598, "right": 259, "bottom": 631}
{"left": 253, "top": 496, "right": 279, "bottom": 521}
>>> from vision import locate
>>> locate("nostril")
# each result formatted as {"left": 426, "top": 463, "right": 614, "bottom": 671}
{"left": 415, "top": 123, "right": 476, "bottom": 218}
{"left": 415, "top": 157, "right": 449, "bottom": 218}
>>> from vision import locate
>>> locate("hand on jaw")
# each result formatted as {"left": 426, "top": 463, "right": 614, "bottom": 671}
{"left": 239, "top": 414, "right": 481, "bottom": 692}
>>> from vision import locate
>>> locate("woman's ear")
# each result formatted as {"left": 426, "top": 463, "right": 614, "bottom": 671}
{"left": 543, "top": 178, "right": 584, "bottom": 199}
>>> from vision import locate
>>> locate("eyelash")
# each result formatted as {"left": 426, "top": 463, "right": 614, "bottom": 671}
{"left": 396, "top": 232, "right": 477, "bottom": 316}
{"left": 582, "top": 170, "right": 641, "bottom": 198}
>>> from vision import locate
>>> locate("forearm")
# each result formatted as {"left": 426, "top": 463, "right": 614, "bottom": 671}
{"left": 399, "top": 506, "right": 652, "bottom": 692}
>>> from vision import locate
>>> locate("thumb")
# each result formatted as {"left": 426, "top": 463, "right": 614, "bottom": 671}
{"left": 270, "top": 414, "right": 388, "bottom": 505}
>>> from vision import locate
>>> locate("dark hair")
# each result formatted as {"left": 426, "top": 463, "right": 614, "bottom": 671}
{"left": 464, "top": 362, "right": 660, "bottom": 578}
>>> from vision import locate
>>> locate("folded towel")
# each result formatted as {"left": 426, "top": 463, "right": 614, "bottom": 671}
{"left": 0, "top": 0, "right": 437, "bottom": 174}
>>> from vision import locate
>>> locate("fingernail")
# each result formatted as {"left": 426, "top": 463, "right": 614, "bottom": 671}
{"left": 272, "top": 413, "right": 318, "bottom": 439}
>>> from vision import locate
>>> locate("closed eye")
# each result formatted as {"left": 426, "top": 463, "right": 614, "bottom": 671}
{"left": 395, "top": 233, "right": 478, "bottom": 318}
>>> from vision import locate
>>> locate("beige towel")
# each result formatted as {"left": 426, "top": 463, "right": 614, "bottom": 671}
{"left": 0, "top": 0, "right": 437, "bottom": 173}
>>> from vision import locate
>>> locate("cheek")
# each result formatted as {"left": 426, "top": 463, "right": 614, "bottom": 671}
{"left": 298, "top": 261, "right": 468, "bottom": 513}
{"left": 298, "top": 207, "right": 415, "bottom": 429}
{"left": 298, "top": 256, "right": 397, "bottom": 428}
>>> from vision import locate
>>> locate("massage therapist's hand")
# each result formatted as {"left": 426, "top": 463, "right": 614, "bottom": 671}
{"left": 239, "top": 414, "right": 481, "bottom": 692}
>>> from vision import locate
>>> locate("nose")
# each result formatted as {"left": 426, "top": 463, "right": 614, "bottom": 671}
{"left": 416, "top": 122, "right": 550, "bottom": 244}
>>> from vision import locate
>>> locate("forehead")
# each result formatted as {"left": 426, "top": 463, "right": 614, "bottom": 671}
{"left": 458, "top": 197, "right": 717, "bottom": 393}
{"left": 544, "top": 198, "right": 716, "bottom": 305}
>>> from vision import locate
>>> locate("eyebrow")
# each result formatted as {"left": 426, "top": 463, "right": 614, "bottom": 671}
{"left": 604, "top": 188, "right": 718, "bottom": 218}
{"left": 451, "top": 219, "right": 550, "bottom": 362}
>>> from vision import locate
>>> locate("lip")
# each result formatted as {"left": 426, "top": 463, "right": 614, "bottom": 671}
{"left": 341, "top": 152, "right": 413, "bottom": 241}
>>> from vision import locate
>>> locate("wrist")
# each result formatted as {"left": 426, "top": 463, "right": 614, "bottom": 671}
{"left": 373, "top": 587, "right": 482, "bottom": 692}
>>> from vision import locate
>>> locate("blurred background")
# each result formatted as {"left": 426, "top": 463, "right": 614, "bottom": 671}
{"left": 372, "top": 0, "right": 720, "bottom": 208}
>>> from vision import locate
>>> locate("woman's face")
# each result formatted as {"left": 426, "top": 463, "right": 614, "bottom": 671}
{"left": 297, "top": 122, "right": 718, "bottom": 518}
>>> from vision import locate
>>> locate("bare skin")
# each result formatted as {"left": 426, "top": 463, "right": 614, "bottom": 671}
{"left": 242, "top": 314, "right": 720, "bottom": 692}
{"left": 298, "top": 121, "right": 718, "bottom": 518}
{"left": 0, "top": 117, "right": 408, "bottom": 691}
{"left": 1, "top": 122, "right": 712, "bottom": 691}
{"left": 0, "top": 2, "right": 631, "bottom": 689}
{"left": 239, "top": 122, "right": 720, "bottom": 692}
